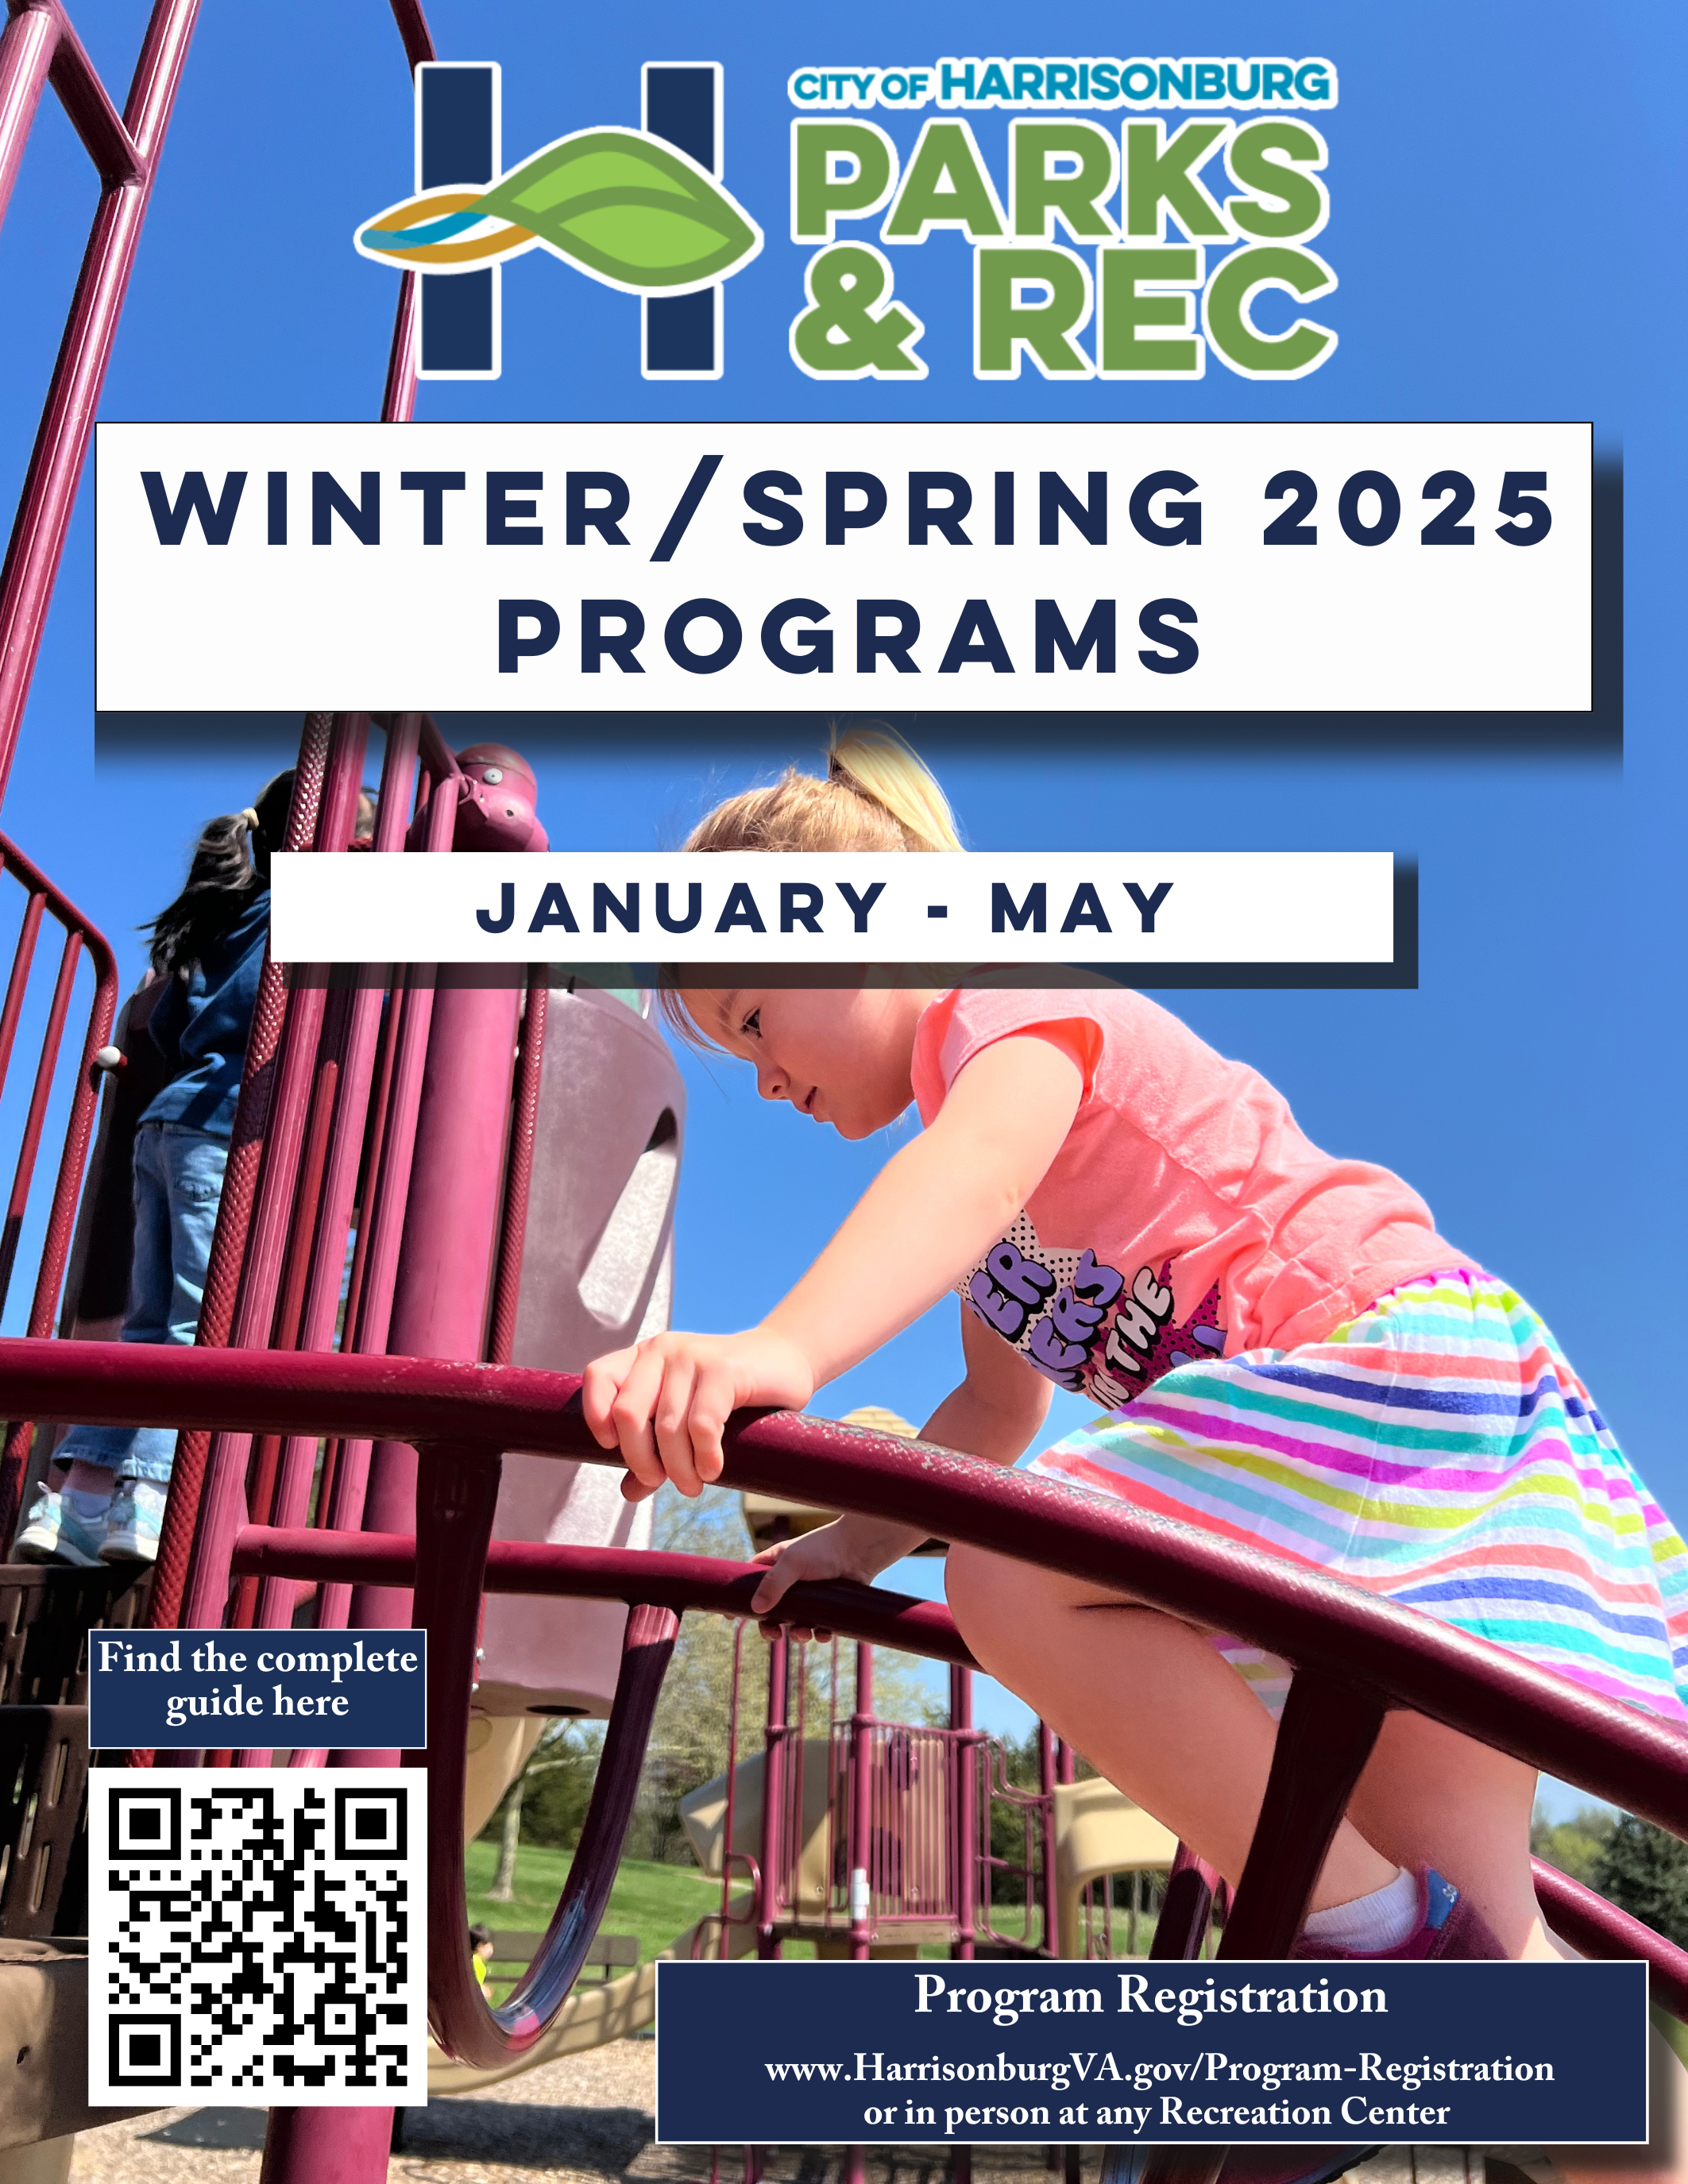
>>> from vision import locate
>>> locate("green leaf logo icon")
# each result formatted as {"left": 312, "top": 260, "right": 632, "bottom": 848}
{"left": 477, "top": 128, "right": 762, "bottom": 292}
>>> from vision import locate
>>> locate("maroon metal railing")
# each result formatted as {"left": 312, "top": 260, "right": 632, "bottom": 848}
{"left": 139, "top": 0, "right": 439, "bottom": 1653}
{"left": 0, "top": 0, "right": 204, "bottom": 808}
{"left": 0, "top": 0, "right": 197, "bottom": 1545}
{"left": 754, "top": 1678, "right": 1048, "bottom": 1954}
{"left": 972, "top": 1736, "right": 1055, "bottom": 1954}
{"left": 143, "top": 711, "right": 551, "bottom": 1684}
{"left": 17, "top": 1337, "right": 1670, "bottom": 1827}
{"left": 2, "top": 1337, "right": 1683, "bottom": 2067}
{"left": 0, "top": 836, "right": 117, "bottom": 1539}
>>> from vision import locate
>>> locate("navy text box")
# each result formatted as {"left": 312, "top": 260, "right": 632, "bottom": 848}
{"left": 655, "top": 1960, "right": 1648, "bottom": 2146}
{"left": 88, "top": 1628, "right": 427, "bottom": 1750}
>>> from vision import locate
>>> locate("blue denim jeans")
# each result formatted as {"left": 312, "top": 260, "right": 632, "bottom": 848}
{"left": 56, "top": 1120, "right": 227, "bottom": 1484}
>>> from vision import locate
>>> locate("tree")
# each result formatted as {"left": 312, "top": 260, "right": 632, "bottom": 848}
{"left": 516, "top": 1720, "right": 603, "bottom": 1849}
{"left": 489, "top": 1784, "right": 522, "bottom": 1900}
{"left": 986, "top": 1725, "right": 1048, "bottom": 1908}
{"left": 632, "top": 1484, "right": 946, "bottom": 1862}
{"left": 1591, "top": 1813, "right": 1688, "bottom": 1947}
{"left": 1529, "top": 1801, "right": 1614, "bottom": 1888}
{"left": 480, "top": 1719, "right": 605, "bottom": 1881}
{"left": 480, "top": 1482, "right": 944, "bottom": 1866}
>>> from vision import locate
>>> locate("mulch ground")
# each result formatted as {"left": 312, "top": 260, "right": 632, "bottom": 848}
{"left": 64, "top": 2041, "right": 1536, "bottom": 2184}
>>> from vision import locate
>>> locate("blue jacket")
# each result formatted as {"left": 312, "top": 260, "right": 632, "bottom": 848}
{"left": 140, "top": 891, "right": 268, "bottom": 1136}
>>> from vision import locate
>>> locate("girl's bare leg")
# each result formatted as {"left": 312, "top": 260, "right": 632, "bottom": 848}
{"left": 946, "top": 1543, "right": 1554, "bottom": 1956}
{"left": 1343, "top": 1708, "right": 1551, "bottom": 1954}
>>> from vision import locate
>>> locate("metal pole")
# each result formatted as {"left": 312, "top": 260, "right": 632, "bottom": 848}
{"left": 718, "top": 1619, "right": 744, "bottom": 1958}
{"left": 340, "top": 965, "right": 523, "bottom": 1646}
{"left": 0, "top": 0, "right": 204, "bottom": 807}
{"left": 848, "top": 1642, "right": 874, "bottom": 1962}
{"left": 1039, "top": 1722, "right": 1059, "bottom": 1957}
{"left": 950, "top": 1664, "right": 975, "bottom": 1961}
{"left": 258, "top": 2107, "right": 395, "bottom": 2184}
{"left": 0, "top": 9, "right": 60, "bottom": 238}
{"left": 149, "top": 718, "right": 333, "bottom": 1636}
{"left": 756, "top": 1628, "right": 786, "bottom": 1958}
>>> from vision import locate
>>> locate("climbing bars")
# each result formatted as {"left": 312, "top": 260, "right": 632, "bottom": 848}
{"left": 0, "top": 1333, "right": 1681, "bottom": 2099}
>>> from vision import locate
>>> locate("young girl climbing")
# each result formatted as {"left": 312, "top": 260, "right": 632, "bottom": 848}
{"left": 581, "top": 728, "right": 1688, "bottom": 1978}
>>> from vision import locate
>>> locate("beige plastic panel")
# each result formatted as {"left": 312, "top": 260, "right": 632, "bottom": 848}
{"left": 1052, "top": 1775, "right": 1178, "bottom": 1959}
{"left": 477, "top": 990, "right": 685, "bottom": 1719}
{"left": 682, "top": 1746, "right": 836, "bottom": 1927}
{"left": 0, "top": 1943, "right": 150, "bottom": 2149}
{"left": 462, "top": 1712, "right": 547, "bottom": 1844}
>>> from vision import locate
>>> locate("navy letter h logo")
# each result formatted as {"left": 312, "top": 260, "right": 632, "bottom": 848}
{"left": 415, "top": 60, "right": 725, "bottom": 383}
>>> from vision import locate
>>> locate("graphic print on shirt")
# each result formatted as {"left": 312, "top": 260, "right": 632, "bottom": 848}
{"left": 958, "top": 1212, "right": 1226, "bottom": 1406}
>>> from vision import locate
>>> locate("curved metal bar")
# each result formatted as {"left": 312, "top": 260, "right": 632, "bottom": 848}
{"left": 408, "top": 1439, "right": 682, "bottom": 2067}
{"left": 386, "top": 0, "right": 435, "bottom": 79}
{"left": 235, "top": 1521, "right": 1688, "bottom": 2015}
{"left": 10, "top": 1339, "right": 1684, "bottom": 1836}
{"left": 231, "top": 1531, "right": 980, "bottom": 1669}
{"left": 0, "top": 9, "right": 59, "bottom": 239}
{"left": 1148, "top": 1845, "right": 1219, "bottom": 1963}
{"left": 1215, "top": 1673, "right": 1387, "bottom": 1961}
{"left": 16, "top": 1337, "right": 1684, "bottom": 2039}
{"left": 448, "top": 1601, "right": 676, "bottom": 2066}
{"left": 1532, "top": 1858, "right": 1688, "bottom": 2019}
{"left": 408, "top": 1437, "right": 499, "bottom": 2050}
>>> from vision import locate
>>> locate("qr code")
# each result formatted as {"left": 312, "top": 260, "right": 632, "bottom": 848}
{"left": 89, "top": 1769, "right": 427, "bottom": 2105}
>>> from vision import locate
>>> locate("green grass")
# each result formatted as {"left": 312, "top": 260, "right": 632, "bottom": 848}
{"left": 463, "top": 1843, "right": 720, "bottom": 1963}
{"left": 461, "top": 1843, "right": 1176, "bottom": 1971}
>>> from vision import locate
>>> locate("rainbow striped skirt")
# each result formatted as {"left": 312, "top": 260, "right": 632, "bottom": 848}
{"left": 1025, "top": 1268, "right": 1688, "bottom": 1726}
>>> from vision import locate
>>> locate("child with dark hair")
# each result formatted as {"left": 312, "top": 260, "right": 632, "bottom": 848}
{"left": 19, "top": 771, "right": 305, "bottom": 1568}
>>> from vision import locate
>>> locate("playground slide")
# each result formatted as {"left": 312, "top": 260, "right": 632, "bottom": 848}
{"left": 431, "top": 988, "right": 688, "bottom": 2092}
{"left": 474, "top": 986, "right": 684, "bottom": 1726}
{"left": 1051, "top": 1776, "right": 1179, "bottom": 1958}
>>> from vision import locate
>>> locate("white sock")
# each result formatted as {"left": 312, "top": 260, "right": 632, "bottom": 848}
{"left": 63, "top": 1485, "right": 113, "bottom": 1521}
{"left": 1302, "top": 1866, "right": 1420, "bottom": 1952}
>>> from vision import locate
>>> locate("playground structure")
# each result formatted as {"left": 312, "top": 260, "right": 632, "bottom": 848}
{"left": 0, "top": 6, "right": 1682, "bottom": 2184}
{"left": 678, "top": 1624, "right": 1178, "bottom": 1962}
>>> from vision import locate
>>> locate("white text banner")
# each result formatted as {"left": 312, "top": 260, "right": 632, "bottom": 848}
{"left": 97, "top": 423, "right": 1588, "bottom": 712}
{"left": 270, "top": 851, "right": 1396, "bottom": 967}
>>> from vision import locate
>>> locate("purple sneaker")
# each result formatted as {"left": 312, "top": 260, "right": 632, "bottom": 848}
{"left": 1290, "top": 1864, "right": 1508, "bottom": 1961}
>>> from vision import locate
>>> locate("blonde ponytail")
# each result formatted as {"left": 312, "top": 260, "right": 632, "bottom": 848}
{"left": 825, "top": 726, "right": 961, "bottom": 851}
{"left": 682, "top": 723, "right": 961, "bottom": 856}
{"left": 659, "top": 726, "right": 960, "bottom": 1047}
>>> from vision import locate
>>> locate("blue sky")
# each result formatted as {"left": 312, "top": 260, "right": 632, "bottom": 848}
{"left": 1, "top": 2, "right": 1682, "bottom": 1814}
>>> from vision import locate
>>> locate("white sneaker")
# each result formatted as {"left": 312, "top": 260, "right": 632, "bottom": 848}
{"left": 99, "top": 1480, "right": 166, "bottom": 1564}
{"left": 15, "top": 1488, "right": 104, "bottom": 1567}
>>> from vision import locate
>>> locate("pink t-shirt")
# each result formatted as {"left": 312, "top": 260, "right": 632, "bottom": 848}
{"left": 910, "top": 986, "right": 1468, "bottom": 1407}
